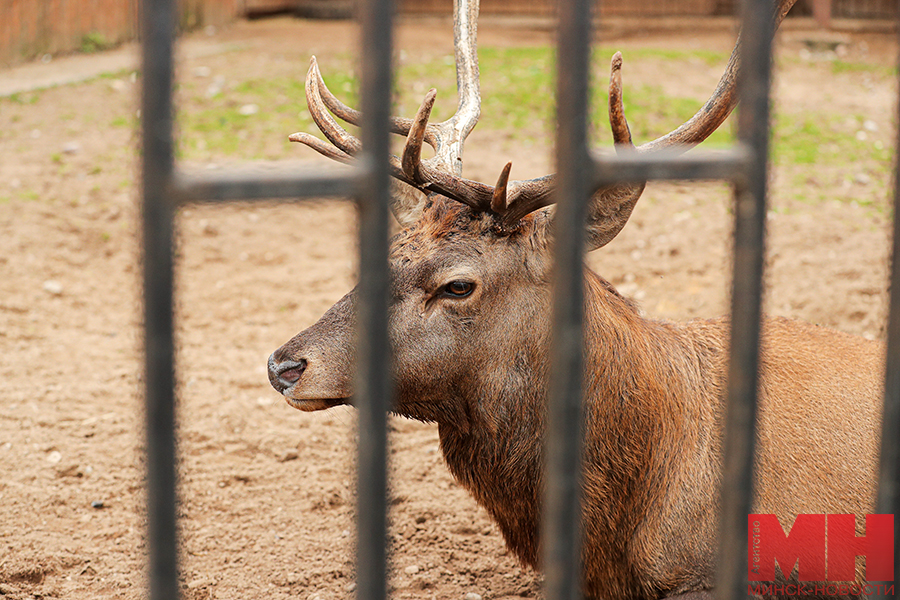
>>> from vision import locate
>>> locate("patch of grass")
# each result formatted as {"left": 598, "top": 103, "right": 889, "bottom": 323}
{"left": 94, "top": 69, "right": 134, "bottom": 81}
{"left": 0, "top": 68, "right": 135, "bottom": 102}
{"left": 80, "top": 31, "right": 113, "bottom": 54}
{"left": 609, "top": 46, "right": 728, "bottom": 68}
{"left": 109, "top": 115, "right": 133, "bottom": 129}
{"left": 177, "top": 57, "right": 356, "bottom": 160}
{"left": 4, "top": 92, "right": 41, "bottom": 105}
{"left": 831, "top": 60, "right": 896, "bottom": 77}
{"left": 772, "top": 111, "right": 893, "bottom": 170}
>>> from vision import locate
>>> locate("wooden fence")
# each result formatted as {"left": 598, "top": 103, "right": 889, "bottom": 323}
{"left": 1, "top": 0, "right": 241, "bottom": 67}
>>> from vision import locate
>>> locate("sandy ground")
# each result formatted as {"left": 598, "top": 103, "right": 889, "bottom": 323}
{"left": 0, "top": 13, "right": 897, "bottom": 600}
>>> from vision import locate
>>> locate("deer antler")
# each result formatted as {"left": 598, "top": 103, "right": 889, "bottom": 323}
{"left": 291, "top": 0, "right": 798, "bottom": 244}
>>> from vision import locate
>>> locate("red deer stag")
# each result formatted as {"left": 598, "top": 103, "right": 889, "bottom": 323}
{"left": 267, "top": 1, "right": 882, "bottom": 598}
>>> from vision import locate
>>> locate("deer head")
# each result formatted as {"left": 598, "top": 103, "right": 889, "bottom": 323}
{"left": 268, "top": 0, "right": 796, "bottom": 420}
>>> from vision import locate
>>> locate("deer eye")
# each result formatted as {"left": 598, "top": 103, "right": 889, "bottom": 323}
{"left": 442, "top": 280, "right": 474, "bottom": 298}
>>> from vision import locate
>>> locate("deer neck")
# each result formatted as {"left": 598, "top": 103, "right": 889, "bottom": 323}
{"left": 433, "top": 269, "right": 725, "bottom": 573}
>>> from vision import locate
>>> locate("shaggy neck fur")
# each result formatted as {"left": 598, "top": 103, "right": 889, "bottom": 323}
{"left": 433, "top": 269, "right": 728, "bottom": 599}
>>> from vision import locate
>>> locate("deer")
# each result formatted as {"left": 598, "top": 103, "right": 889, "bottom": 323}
{"left": 266, "top": 0, "right": 883, "bottom": 598}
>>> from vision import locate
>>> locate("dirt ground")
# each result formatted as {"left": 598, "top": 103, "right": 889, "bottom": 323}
{"left": 0, "top": 13, "right": 898, "bottom": 600}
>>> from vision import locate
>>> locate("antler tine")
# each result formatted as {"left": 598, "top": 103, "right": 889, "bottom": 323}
{"left": 608, "top": 52, "right": 634, "bottom": 148}
{"left": 402, "top": 89, "right": 437, "bottom": 181}
{"left": 305, "top": 57, "right": 362, "bottom": 156}
{"left": 635, "top": 0, "right": 796, "bottom": 153}
{"left": 633, "top": 44, "right": 739, "bottom": 154}
{"left": 491, "top": 162, "right": 512, "bottom": 214}
{"left": 311, "top": 58, "right": 442, "bottom": 148}
{"left": 289, "top": 131, "right": 355, "bottom": 164}
{"left": 501, "top": 50, "right": 636, "bottom": 225}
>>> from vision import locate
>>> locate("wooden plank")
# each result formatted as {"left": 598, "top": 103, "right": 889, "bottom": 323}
{"left": 0, "top": 0, "right": 237, "bottom": 66}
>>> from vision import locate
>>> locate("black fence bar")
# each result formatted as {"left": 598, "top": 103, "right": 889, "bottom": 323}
{"left": 543, "top": 0, "right": 592, "bottom": 598}
{"left": 875, "top": 10, "right": 900, "bottom": 590}
{"left": 591, "top": 146, "right": 751, "bottom": 187}
{"left": 717, "top": 0, "right": 775, "bottom": 598}
{"left": 173, "top": 165, "right": 363, "bottom": 203}
{"left": 139, "top": 0, "right": 180, "bottom": 599}
{"left": 354, "top": 0, "right": 395, "bottom": 599}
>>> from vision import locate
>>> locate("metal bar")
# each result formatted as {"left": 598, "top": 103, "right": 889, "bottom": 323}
{"left": 170, "top": 147, "right": 751, "bottom": 206}
{"left": 875, "top": 8, "right": 900, "bottom": 590}
{"left": 139, "top": 0, "right": 180, "bottom": 598}
{"left": 591, "top": 146, "right": 752, "bottom": 187}
{"left": 354, "top": 0, "right": 394, "bottom": 598}
{"left": 717, "top": 0, "right": 775, "bottom": 597}
{"left": 173, "top": 165, "right": 363, "bottom": 204}
{"left": 542, "top": 0, "right": 592, "bottom": 597}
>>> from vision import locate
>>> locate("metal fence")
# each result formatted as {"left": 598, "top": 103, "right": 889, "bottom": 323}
{"left": 140, "top": 1, "right": 900, "bottom": 600}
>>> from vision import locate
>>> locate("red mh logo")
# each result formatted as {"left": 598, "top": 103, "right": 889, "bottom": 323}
{"left": 748, "top": 514, "right": 894, "bottom": 582}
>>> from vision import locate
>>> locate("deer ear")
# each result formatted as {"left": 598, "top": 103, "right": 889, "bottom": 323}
{"left": 390, "top": 180, "right": 428, "bottom": 227}
{"left": 585, "top": 181, "right": 646, "bottom": 252}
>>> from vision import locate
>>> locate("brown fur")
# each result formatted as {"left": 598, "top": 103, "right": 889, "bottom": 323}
{"left": 269, "top": 196, "right": 882, "bottom": 600}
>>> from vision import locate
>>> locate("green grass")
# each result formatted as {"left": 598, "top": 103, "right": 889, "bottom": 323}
{"left": 109, "top": 115, "right": 134, "bottom": 129}
{"left": 80, "top": 31, "right": 113, "bottom": 54}
{"left": 4, "top": 92, "right": 41, "bottom": 105}
{"left": 830, "top": 59, "right": 897, "bottom": 77}
{"left": 177, "top": 57, "right": 357, "bottom": 160}
{"left": 771, "top": 112, "right": 892, "bottom": 168}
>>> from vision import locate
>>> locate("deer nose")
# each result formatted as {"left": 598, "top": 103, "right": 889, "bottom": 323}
{"left": 267, "top": 353, "right": 307, "bottom": 393}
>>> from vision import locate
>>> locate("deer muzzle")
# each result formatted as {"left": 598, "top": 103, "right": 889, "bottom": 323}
{"left": 267, "top": 291, "right": 356, "bottom": 411}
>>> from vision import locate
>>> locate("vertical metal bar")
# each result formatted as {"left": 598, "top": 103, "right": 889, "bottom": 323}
{"left": 717, "top": 0, "right": 775, "bottom": 597}
{"left": 875, "top": 11, "right": 900, "bottom": 591}
{"left": 542, "top": 0, "right": 592, "bottom": 597}
{"left": 140, "top": 0, "right": 180, "bottom": 598}
{"left": 354, "top": 0, "right": 394, "bottom": 598}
